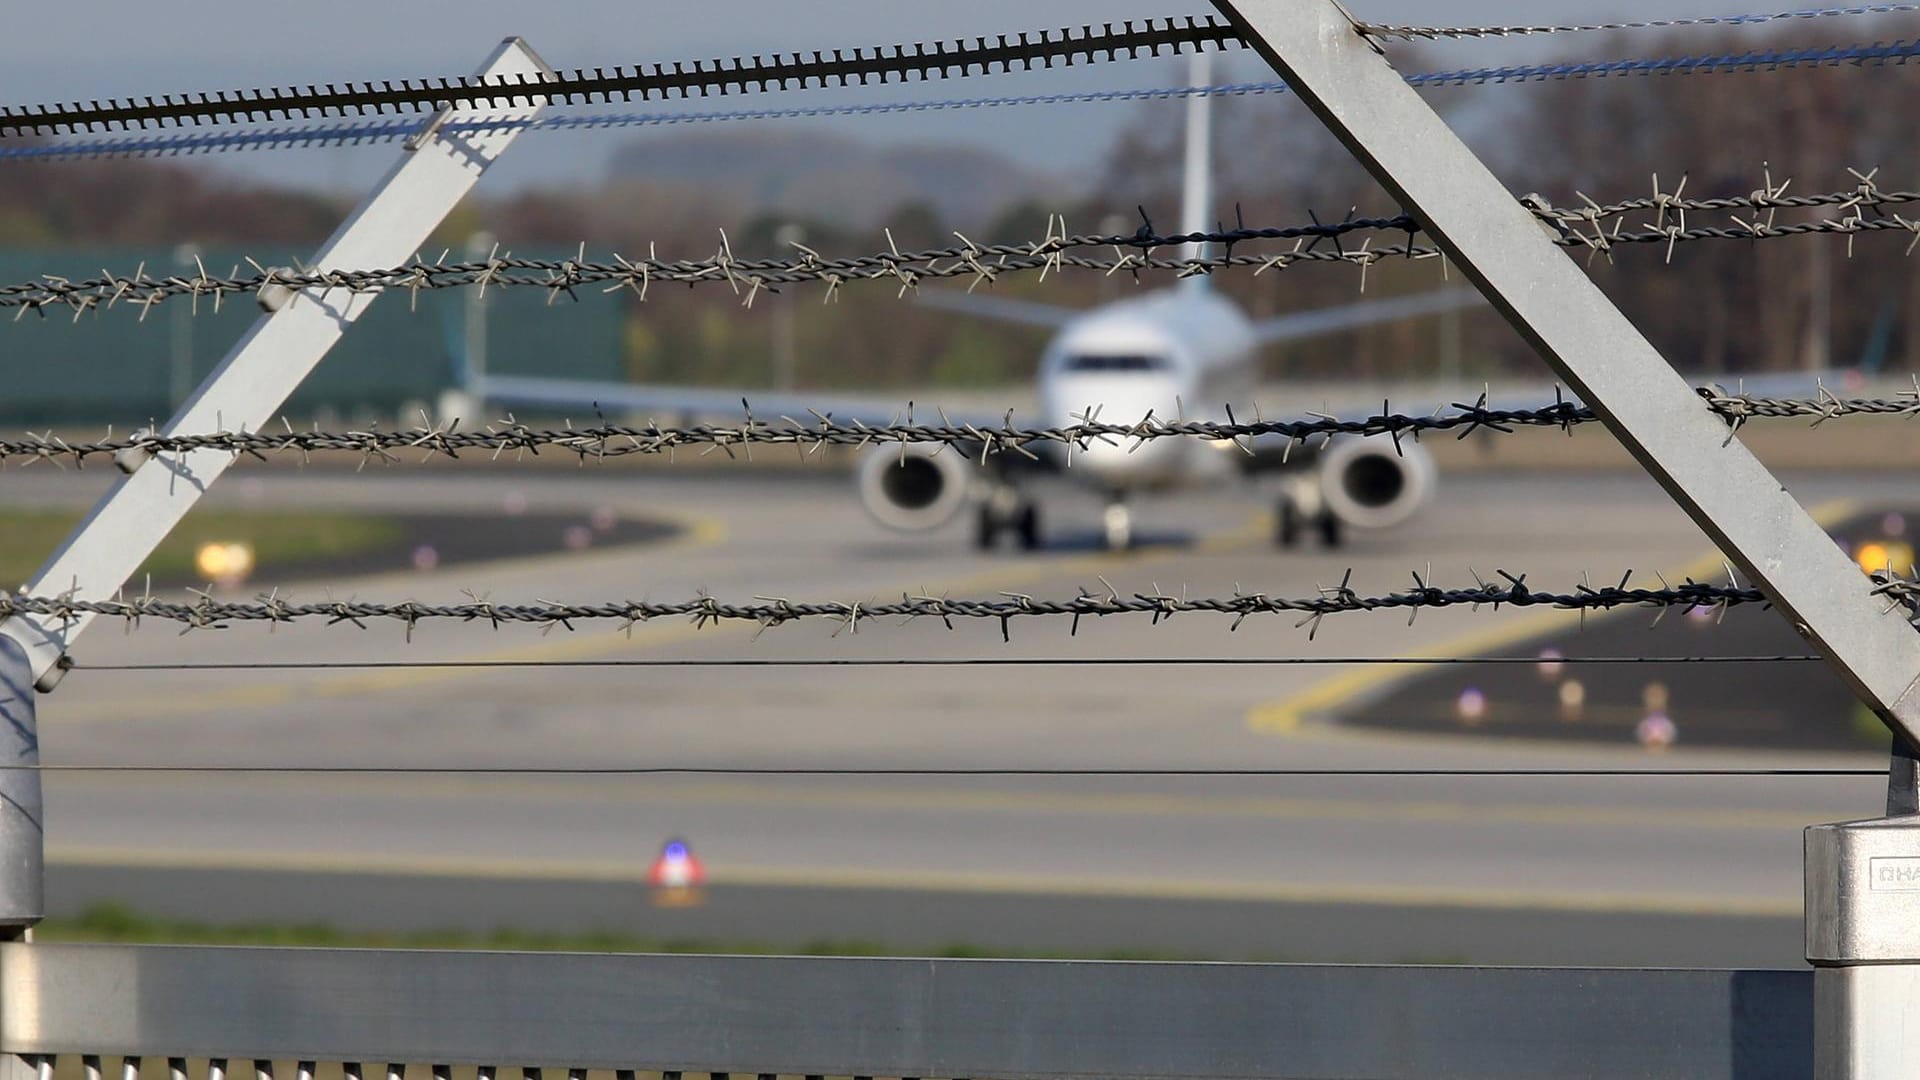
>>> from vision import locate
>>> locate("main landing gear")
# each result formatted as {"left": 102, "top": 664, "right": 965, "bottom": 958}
{"left": 975, "top": 487, "right": 1041, "bottom": 551}
{"left": 1102, "top": 500, "right": 1133, "bottom": 552}
{"left": 1276, "top": 476, "right": 1343, "bottom": 549}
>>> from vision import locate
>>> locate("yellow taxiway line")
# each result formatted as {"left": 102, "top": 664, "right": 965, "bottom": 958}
{"left": 1245, "top": 498, "right": 1863, "bottom": 739}
{"left": 49, "top": 506, "right": 1272, "bottom": 722}
{"left": 46, "top": 845, "right": 1801, "bottom": 919}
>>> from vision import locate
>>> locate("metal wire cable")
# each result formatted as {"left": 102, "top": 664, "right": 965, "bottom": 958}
{"left": 1359, "top": 3, "right": 1920, "bottom": 41}
{"left": 9, "top": 387, "right": 1913, "bottom": 470}
{"left": 10, "top": 38, "right": 1918, "bottom": 163}
{"left": 8, "top": 166, "right": 1917, "bottom": 320}
{"left": 66, "top": 655, "right": 1826, "bottom": 672}
{"left": 4, "top": 765, "right": 1890, "bottom": 777}
{"left": 0, "top": 573, "right": 1794, "bottom": 642}
{"left": 0, "top": 17, "right": 1241, "bottom": 137}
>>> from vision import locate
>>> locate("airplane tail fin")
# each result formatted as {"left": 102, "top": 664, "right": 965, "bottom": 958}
{"left": 1178, "top": 50, "right": 1215, "bottom": 293}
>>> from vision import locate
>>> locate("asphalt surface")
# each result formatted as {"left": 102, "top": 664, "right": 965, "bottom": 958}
{"left": 7, "top": 462, "right": 1906, "bottom": 965}
{"left": 1343, "top": 506, "right": 1917, "bottom": 753}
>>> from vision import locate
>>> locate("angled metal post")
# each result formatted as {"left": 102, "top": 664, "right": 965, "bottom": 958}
{"left": 1210, "top": 0, "right": 1920, "bottom": 745}
{"left": 0, "top": 638, "right": 40, "bottom": 933}
{"left": 0, "top": 38, "right": 552, "bottom": 690}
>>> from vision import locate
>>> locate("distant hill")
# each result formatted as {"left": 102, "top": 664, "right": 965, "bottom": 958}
{"left": 605, "top": 125, "right": 1067, "bottom": 228}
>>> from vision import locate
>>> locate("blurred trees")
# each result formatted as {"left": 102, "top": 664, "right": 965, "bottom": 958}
{"left": 0, "top": 156, "right": 342, "bottom": 247}
{"left": 5, "top": 22, "right": 1918, "bottom": 393}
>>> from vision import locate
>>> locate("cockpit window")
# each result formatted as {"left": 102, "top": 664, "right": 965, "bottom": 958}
{"left": 1062, "top": 354, "right": 1168, "bottom": 373}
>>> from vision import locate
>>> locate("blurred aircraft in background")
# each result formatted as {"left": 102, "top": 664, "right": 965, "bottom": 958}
{"left": 447, "top": 54, "right": 1858, "bottom": 554}
{"left": 450, "top": 54, "right": 1480, "bottom": 551}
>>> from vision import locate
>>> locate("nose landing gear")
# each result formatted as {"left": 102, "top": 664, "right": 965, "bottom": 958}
{"left": 975, "top": 486, "right": 1042, "bottom": 551}
{"left": 1102, "top": 501, "right": 1133, "bottom": 552}
{"left": 1276, "top": 476, "right": 1343, "bottom": 549}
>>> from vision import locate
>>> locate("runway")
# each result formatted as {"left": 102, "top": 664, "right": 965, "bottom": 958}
{"left": 7, "top": 460, "right": 1906, "bottom": 965}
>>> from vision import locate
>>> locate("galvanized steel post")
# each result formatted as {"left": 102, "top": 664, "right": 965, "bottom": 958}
{"left": 1209, "top": 0, "right": 1920, "bottom": 743}
{"left": 1807, "top": 818, "right": 1920, "bottom": 1077}
{"left": 1212, "top": 1, "right": 1920, "bottom": 1070}
{"left": 0, "top": 637, "right": 42, "bottom": 934}
{"left": 0, "top": 38, "right": 552, "bottom": 692}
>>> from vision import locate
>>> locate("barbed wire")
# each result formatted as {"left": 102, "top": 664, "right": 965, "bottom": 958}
{"left": 0, "top": 17, "right": 1239, "bottom": 137}
{"left": 7, "top": 385, "right": 1917, "bottom": 469}
{"left": 1358, "top": 3, "right": 1920, "bottom": 41}
{"left": 10, "top": 39, "right": 1919, "bottom": 164}
{"left": 0, "top": 764, "right": 1889, "bottom": 776}
{"left": 6, "top": 165, "right": 1917, "bottom": 320}
{"left": 66, "top": 654, "right": 1826, "bottom": 672}
{"left": 0, "top": 570, "right": 1799, "bottom": 642}
{"left": 0, "top": 214, "right": 1418, "bottom": 319}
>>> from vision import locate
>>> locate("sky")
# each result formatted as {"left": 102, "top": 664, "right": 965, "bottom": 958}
{"left": 2, "top": 2, "right": 1904, "bottom": 193}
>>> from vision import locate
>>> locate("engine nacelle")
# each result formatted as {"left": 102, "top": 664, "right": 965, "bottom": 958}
{"left": 1317, "top": 436, "right": 1437, "bottom": 530}
{"left": 857, "top": 444, "right": 973, "bottom": 532}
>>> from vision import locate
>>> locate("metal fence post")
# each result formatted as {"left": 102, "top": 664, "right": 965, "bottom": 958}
{"left": 0, "top": 38, "right": 551, "bottom": 692}
{"left": 0, "top": 636, "right": 44, "bottom": 1080}
{"left": 1210, "top": 0, "right": 1920, "bottom": 741}
{"left": 1209, "top": 1, "right": 1920, "bottom": 1070}
{"left": 1807, "top": 816, "right": 1920, "bottom": 1077}
{"left": 0, "top": 637, "right": 42, "bottom": 936}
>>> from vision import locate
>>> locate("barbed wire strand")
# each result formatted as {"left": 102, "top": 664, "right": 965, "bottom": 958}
{"left": 0, "top": 17, "right": 1242, "bottom": 137}
{"left": 8, "top": 164, "right": 1917, "bottom": 321}
{"left": 1359, "top": 3, "right": 1919, "bottom": 41}
{"left": 4, "top": 765, "right": 1891, "bottom": 777}
{"left": 66, "top": 655, "right": 1825, "bottom": 672}
{"left": 0, "top": 572, "right": 1815, "bottom": 644}
{"left": 8, "top": 386, "right": 1913, "bottom": 470}
{"left": 9, "top": 35, "right": 1920, "bottom": 160}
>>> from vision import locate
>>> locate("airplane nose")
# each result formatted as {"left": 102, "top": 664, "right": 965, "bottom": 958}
{"left": 1075, "top": 430, "right": 1181, "bottom": 477}
{"left": 1055, "top": 383, "right": 1187, "bottom": 484}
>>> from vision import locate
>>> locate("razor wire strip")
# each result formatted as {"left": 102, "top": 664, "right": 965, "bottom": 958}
{"left": 0, "top": 572, "right": 1843, "bottom": 641}
{"left": 1358, "top": 3, "right": 1919, "bottom": 41}
{"left": 0, "top": 18, "right": 1241, "bottom": 137}
{"left": 8, "top": 169, "right": 1919, "bottom": 319}
{"left": 11, "top": 38, "right": 1920, "bottom": 163}
{"left": 6, "top": 388, "right": 1915, "bottom": 469}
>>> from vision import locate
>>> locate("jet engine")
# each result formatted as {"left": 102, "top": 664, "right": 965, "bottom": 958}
{"left": 856, "top": 444, "right": 973, "bottom": 531}
{"left": 1317, "top": 436, "right": 1437, "bottom": 530}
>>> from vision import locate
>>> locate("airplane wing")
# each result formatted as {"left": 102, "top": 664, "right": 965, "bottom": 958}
{"left": 1251, "top": 288, "right": 1482, "bottom": 346}
{"left": 469, "top": 373, "right": 1067, "bottom": 475}
{"left": 913, "top": 289, "right": 1079, "bottom": 330}
{"left": 1281, "top": 368, "right": 1869, "bottom": 433}
{"left": 470, "top": 373, "right": 1018, "bottom": 433}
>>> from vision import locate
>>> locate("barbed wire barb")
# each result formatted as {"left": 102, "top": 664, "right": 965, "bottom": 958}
{"left": 0, "top": 566, "right": 1862, "bottom": 638}
{"left": 16, "top": 166, "right": 1920, "bottom": 320}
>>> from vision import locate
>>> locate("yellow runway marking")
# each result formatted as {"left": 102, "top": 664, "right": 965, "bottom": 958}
{"left": 46, "top": 772, "right": 1839, "bottom": 832}
{"left": 45, "top": 768, "right": 1843, "bottom": 826}
{"left": 53, "top": 508, "right": 1267, "bottom": 722}
{"left": 1244, "top": 499, "right": 1862, "bottom": 739}
{"left": 46, "top": 845, "right": 1801, "bottom": 918}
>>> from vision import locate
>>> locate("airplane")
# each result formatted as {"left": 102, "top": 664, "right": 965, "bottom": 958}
{"left": 447, "top": 53, "right": 1485, "bottom": 553}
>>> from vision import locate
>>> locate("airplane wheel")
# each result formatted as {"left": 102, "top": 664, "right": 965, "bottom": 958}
{"left": 1015, "top": 503, "right": 1043, "bottom": 551}
{"left": 974, "top": 503, "right": 1001, "bottom": 551}
{"left": 1318, "top": 512, "right": 1344, "bottom": 549}
{"left": 1276, "top": 497, "right": 1301, "bottom": 548}
{"left": 1102, "top": 503, "right": 1132, "bottom": 551}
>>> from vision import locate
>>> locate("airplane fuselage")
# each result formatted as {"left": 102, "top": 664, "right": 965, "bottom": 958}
{"left": 1036, "top": 286, "right": 1257, "bottom": 495}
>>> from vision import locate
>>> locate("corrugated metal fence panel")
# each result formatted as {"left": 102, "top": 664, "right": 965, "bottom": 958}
{"left": 0, "top": 249, "right": 625, "bottom": 424}
{"left": 0, "top": 944, "right": 1813, "bottom": 1080}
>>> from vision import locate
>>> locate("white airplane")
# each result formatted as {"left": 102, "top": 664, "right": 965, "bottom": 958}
{"left": 453, "top": 54, "right": 1484, "bottom": 552}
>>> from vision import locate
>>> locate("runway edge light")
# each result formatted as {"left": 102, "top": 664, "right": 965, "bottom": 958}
{"left": 648, "top": 837, "right": 707, "bottom": 908}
